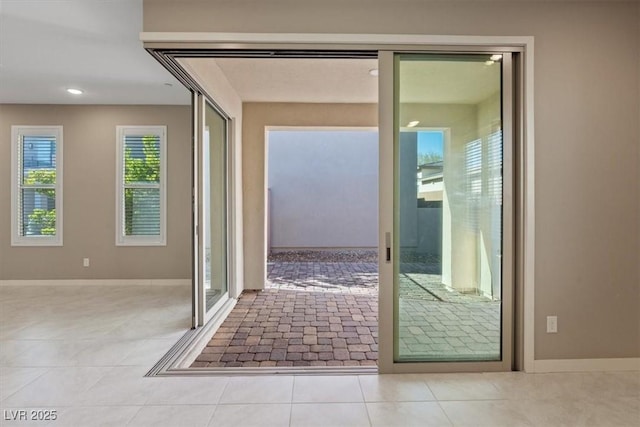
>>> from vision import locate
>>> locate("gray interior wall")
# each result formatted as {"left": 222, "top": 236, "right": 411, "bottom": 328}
{"left": 268, "top": 130, "right": 378, "bottom": 249}
{"left": 144, "top": 0, "right": 640, "bottom": 360}
{"left": 0, "top": 104, "right": 192, "bottom": 280}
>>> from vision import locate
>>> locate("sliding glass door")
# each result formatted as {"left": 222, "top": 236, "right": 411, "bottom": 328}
{"left": 147, "top": 40, "right": 520, "bottom": 370}
{"left": 193, "top": 94, "right": 230, "bottom": 327}
{"left": 378, "top": 51, "right": 514, "bottom": 372}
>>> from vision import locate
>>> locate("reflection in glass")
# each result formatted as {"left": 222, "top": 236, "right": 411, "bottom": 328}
{"left": 203, "top": 103, "right": 228, "bottom": 312}
{"left": 395, "top": 54, "right": 503, "bottom": 362}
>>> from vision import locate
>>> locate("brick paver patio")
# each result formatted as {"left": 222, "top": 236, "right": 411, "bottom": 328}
{"left": 191, "top": 252, "right": 501, "bottom": 368}
{"left": 397, "top": 264, "right": 501, "bottom": 361}
{"left": 191, "top": 260, "right": 379, "bottom": 368}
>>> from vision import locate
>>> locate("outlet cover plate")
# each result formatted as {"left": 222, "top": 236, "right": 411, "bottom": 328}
{"left": 546, "top": 315, "right": 558, "bottom": 333}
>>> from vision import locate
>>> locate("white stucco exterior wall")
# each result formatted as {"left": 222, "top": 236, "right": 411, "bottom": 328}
{"left": 268, "top": 130, "right": 378, "bottom": 249}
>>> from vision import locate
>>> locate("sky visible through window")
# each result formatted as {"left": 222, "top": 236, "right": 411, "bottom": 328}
{"left": 417, "top": 130, "right": 444, "bottom": 164}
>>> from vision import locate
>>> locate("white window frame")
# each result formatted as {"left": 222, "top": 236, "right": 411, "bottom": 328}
{"left": 115, "top": 125, "right": 167, "bottom": 246}
{"left": 11, "top": 125, "right": 64, "bottom": 247}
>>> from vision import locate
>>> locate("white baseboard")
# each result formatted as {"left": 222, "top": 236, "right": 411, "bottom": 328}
{"left": 0, "top": 279, "right": 191, "bottom": 287}
{"left": 533, "top": 357, "right": 640, "bottom": 373}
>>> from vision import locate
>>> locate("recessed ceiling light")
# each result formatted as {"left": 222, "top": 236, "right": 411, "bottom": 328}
{"left": 490, "top": 54, "right": 503, "bottom": 61}
{"left": 369, "top": 69, "right": 379, "bottom": 77}
{"left": 66, "top": 88, "right": 83, "bottom": 95}
{"left": 407, "top": 121, "right": 420, "bottom": 128}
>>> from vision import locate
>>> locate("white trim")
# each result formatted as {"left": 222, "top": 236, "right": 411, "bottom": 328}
{"left": 141, "top": 32, "right": 532, "bottom": 47}
{"left": 10, "top": 125, "right": 63, "bottom": 247}
{"left": 533, "top": 358, "right": 640, "bottom": 373}
{"left": 522, "top": 39, "right": 536, "bottom": 373}
{"left": 227, "top": 118, "right": 240, "bottom": 300}
{"left": 192, "top": 92, "right": 202, "bottom": 327}
{"left": 115, "top": 125, "right": 167, "bottom": 246}
{"left": 0, "top": 279, "right": 190, "bottom": 287}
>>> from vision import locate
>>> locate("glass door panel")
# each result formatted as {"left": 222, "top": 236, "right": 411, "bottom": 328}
{"left": 202, "top": 101, "right": 228, "bottom": 318}
{"left": 393, "top": 53, "right": 507, "bottom": 363}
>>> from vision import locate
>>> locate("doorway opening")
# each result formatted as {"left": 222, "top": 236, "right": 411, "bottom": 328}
{"left": 143, "top": 41, "right": 526, "bottom": 375}
{"left": 193, "top": 127, "right": 383, "bottom": 369}
{"left": 254, "top": 128, "right": 380, "bottom": 367}
{"left": 189, "top": 56, "right": 382, "bottom": 369}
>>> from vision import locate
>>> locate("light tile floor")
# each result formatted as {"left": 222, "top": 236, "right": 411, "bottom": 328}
{"left": 1, "top": 286, "right": 639, "bottom": 426}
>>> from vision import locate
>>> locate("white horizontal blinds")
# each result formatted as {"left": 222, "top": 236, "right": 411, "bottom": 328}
{"left": 487, "top": 130, "right": 503, "bottom": 205}
{"left": 465, "top": 138, "right": 482, "bottom": 231}
{"left": 19, "top": 134, "right": 57, "bottom": 237}
{"left": 122, "top": 133, "right": 161, "bottom": 236}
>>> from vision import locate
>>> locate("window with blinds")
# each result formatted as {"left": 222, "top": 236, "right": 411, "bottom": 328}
{"left": 487, "top": 130, "right": 503, "bottom": 205}
{"left": 464, "top": 131, "right": 503, "bottom": 232}
{"left": 465, "top": 138, "right": 482, "bottom": 231}
{"left": 116, "top": 126, "right": 167, "bottom": 246}
{"left": 11, "top": 126, "right": 63, "bottom": 246}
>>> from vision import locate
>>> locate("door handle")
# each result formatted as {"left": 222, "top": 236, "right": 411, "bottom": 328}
{"left": 385, "top": 232, "right": 391, "bottom": 263}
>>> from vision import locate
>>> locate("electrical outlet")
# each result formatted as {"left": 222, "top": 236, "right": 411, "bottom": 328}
{"left": 83, "top": 258, "right": 90, "bottom": 267}
{"left": 546, "top": 315, "right": 558, "bottom": 333}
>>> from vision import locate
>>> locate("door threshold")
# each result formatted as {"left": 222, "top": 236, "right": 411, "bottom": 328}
{"left": 150, "top": 365, "right": 378, "bottom": 377}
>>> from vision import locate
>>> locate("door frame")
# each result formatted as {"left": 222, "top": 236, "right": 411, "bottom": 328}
{"left": 378, "top": 50, "right": 516, "bottom": 373}
{"left": 193, "top": 92, "right": 234, "bottom": 327}
{"left": 142, "top": 33, "right": 535, "bottom": 373}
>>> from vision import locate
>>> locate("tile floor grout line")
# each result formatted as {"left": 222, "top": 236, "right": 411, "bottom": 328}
{"left": 289, "top": 376, "right": 295, "bottom": 427}
{"left": 0, "top": 366, "right": 51, "bottom": 403}
{"left": 358, "top": 376, "right": 375, "bottom": 427}
{"left": 205, "top": 400, "right": 221, "bottom": 427}
{"left": 124, "top": 405, "right": 146, "bottom": 427}
{"left": 434, "top": 399, "right": 456, "bottom": 426}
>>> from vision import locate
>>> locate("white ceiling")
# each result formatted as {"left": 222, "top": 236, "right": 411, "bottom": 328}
{"left": 399, "top": 59, "right": 500, "bottom": 104}
{"left": 0, "top": 0, "right": 375, "bottom": 105}
{"left": 0, "top": 0, "right": 499, "bottom": 105}
{"left": 0, "top": 0, "right": 190, "bottom": 105}
{"left": 200, "top": 57, "right": 497, "bottom": 104}
{"left": 212, "top": 58, "right": 379, "bottom": 103}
